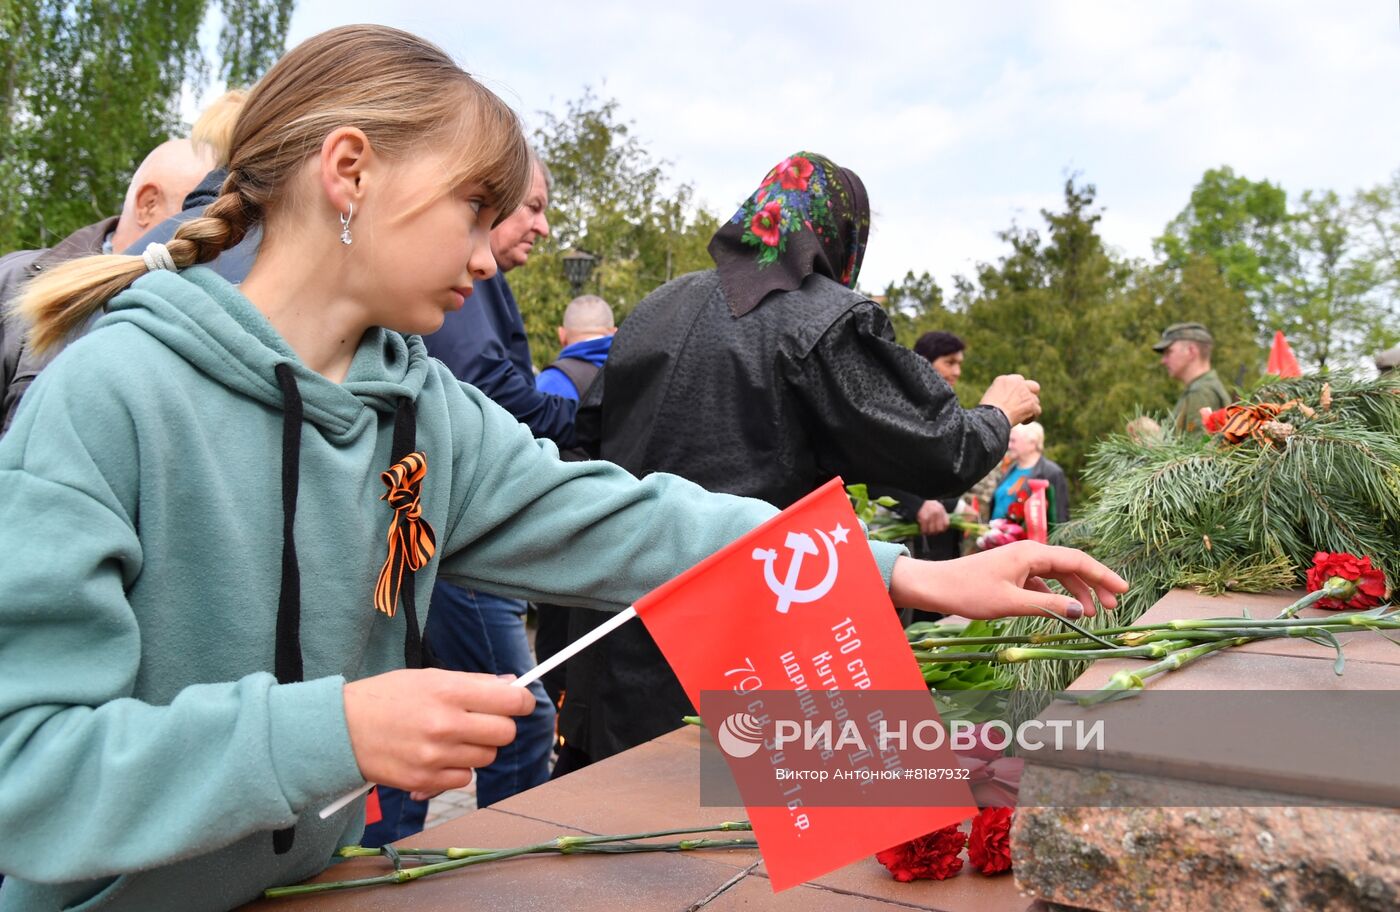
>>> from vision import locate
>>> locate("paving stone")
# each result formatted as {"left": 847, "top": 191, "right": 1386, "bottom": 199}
{"left": 1135, "top": 589, "right": 1400, "bottom": 668}
{"left": 494, "top": 727, "right": 759, "bottom": 872}
{"left": 702, "top": 872, "right": 1020, "bottom": 912}
{"left": 1034, "top": 649, "right": 1400, "bottom": 806}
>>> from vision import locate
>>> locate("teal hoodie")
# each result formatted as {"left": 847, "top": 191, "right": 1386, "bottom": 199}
{"left": 0, "top": 267, "right": 905, "bottom": 911}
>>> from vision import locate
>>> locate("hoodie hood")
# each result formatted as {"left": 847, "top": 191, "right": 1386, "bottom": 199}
{"left": 102, "top": 266, "right": 432, "bottom": 441}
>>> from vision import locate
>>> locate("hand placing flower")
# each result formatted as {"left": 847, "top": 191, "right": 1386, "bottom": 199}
{"left": 1305, "top": 551, "right": 1388, "bottom": 610}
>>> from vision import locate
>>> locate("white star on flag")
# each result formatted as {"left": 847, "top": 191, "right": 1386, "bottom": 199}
{"left": 829, "top": 523, "right": 849, "bottom": 544}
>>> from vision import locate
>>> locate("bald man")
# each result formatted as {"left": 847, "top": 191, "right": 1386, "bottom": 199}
{"left": 0, "top": 138, "right": 214, "bottom": 433}
{"left": 536, "top": 295, "right": 617, "bottom": 401}
{"left": 109, "top": 139, "right": 216, "bottom": 254}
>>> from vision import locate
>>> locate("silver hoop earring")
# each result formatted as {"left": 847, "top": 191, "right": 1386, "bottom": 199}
{"left": 339, "top": 204, "right": 354, "bottom": 245}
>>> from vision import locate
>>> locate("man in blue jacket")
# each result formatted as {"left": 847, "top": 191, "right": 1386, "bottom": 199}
{"left": 368, "top": 153, "right": 568, "bottom": 841}
{"left": 533, "top": 294, "right": 617, "bottom": 708}
{"left": 536, "top": 294, "right": 616, "bottom": 401}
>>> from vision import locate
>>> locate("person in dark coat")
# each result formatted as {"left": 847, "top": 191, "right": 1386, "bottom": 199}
{"left": 869, "top": 330, "right": 981, "bottom": 564}
{"left": 556, "top": 151, "right": 1042, "bottom": 772}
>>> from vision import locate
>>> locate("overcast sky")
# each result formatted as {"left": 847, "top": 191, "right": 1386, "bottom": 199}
{"left": 265, "top": 0, "right": 1398, "bottom": 291}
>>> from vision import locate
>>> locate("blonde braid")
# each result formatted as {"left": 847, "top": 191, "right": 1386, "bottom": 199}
{"left": 165, "top": 180, "right": 258, "bottom": 268}
{"left": 17, "top": 183, "right": 259, "bottom": 355}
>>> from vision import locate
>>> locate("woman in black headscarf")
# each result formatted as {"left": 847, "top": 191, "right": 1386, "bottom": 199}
{"left": 556, "top": 152, "right": 1041, "bottom": 771}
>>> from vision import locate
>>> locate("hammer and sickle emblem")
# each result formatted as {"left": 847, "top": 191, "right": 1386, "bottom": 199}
{"left": 751, "top": 529, "right": 841, "bottom": 614}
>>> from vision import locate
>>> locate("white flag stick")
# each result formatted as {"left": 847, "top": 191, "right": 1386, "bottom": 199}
{"left": 318, "top": 605, "right": 639, "bottom": 820}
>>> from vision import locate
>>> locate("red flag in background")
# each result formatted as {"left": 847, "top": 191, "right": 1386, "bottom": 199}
{"left": 635, "top": 478, "right": 975, "bottom": 890}
{"left": 364, "top": 786, "right": 383, "bottom": 827}
{"left": 1267, "top": 330, "right": 1302, "bottom": 377}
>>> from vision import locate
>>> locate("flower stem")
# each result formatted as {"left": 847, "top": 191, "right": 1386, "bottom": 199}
{"left": 1077, "top": 638, "right": 1250, "bottom": 705}
{"left": 272, "top": 823, "right": 754, "bottom": 899}
{"left": 1276, "top": 577, "right": 1358, "bottom": 618}
{"left": 1274, "top": 587, "right": 1330, "bottom": 619}
{"left": 999, "top": 640, "right": 1195, "bottom": 662}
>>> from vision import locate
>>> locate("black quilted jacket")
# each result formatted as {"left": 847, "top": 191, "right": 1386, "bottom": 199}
{"left": 561, "top": 269, "right": 1010, "bottom": 760}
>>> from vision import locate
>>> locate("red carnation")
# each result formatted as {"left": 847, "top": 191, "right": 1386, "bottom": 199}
{"left": 1202, "top": 407, "right": 1230, "bottom": 433}
{"left": 1306, "top": 552, "right": 1388, "bottom": 609}
{"left": 875, "top": 823, "right": 966, "bottom": 882}
{"left": 777, "top": 155, "right": 815, "bottom": 191}
{"left": 750, "top": 200, "right": 784, "bottom": 247}
{"left": 967, "top": 807, "right": 1014, "bottom": 875}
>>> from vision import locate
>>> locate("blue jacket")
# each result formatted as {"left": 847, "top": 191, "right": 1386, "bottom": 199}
{"left": 536, "top": 335, "right": 613, "bottom": 400}
{"left": 423, "top": 274, "right": 577, "bottom": 447}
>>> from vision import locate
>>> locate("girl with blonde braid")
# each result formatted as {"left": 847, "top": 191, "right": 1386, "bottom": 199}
{"left": 0, "top": 25, "right": 1125, "bottom": 911}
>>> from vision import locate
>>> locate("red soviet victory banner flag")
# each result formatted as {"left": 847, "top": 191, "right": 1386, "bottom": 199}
{"left": 634, "top": 478, "right": 976, "bottom": 890}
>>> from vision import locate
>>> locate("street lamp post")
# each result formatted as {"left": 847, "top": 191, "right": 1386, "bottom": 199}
{"left": 561, "top": 248, "right": 598, "bottom": 296}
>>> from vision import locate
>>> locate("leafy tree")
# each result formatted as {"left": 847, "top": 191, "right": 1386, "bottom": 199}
{"left": 509, "top": 90, "right": 719, "bottom": 366}
{"left": 880, "top": 270, "right": 955, "bottom": 348}
{"left": 0, "top": 0, "right": 293, "bottom": 253}
{"left": 216, "top": 0, "right": 294, "bottom": 87}
{"left": 1157, "top": 165, "right": 1398, "bottom": 372}
{"left": 1354, "top": 170, "right": 1400, "bottom": 285}
{"left": 1351, "top": 170, "right": 1400, "bottom": 357}
{"left": 1155, "top": 166, "right": 1290, "bottom": 323}
{"left": 958, "top": 180, "right": 1136, "bottom": 487}
{"left": 1273, "top": 189, "right": 1388, "bottom": 370}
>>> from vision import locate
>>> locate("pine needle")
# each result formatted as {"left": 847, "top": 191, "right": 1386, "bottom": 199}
{"left": 1005, "top": 372, "right": 1400, "bottom": 694}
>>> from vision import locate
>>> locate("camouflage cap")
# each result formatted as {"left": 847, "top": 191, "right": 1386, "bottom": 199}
{"left": 1153, "top": 322, "right": 1214, "bottom": 352}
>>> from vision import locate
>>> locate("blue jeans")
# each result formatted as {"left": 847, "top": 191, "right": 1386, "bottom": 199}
{"left": 424, "top": 583, "right": 555, "bottom": 805}
{"left": 360, "top": 785, "right": 428, "bottom": 848}
{"left": 365, "top": 584, "right": 555, "bottom": 844}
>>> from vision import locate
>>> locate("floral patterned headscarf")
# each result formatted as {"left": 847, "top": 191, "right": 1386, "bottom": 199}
{"left": 708, "top": 151, "right": 871, "bottom": 317}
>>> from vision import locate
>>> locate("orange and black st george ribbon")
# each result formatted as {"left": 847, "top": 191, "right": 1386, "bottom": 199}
{"left": 374, "top": 452, "right": 436, "bottom": 617}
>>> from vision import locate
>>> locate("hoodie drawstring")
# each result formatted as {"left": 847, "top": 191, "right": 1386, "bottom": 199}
{"left": 271, "top": 363, "right": 303, "bottom": 856}
{"left": 269, "top": 365, "right": 431, "bottom": 855}
{"left": 385, "top": 398, "right": 430, "bottom": 670}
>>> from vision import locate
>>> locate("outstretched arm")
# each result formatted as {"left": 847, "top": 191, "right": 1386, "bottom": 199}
{"left": 890, "top": 542, "right": 1128, "bottom": 620}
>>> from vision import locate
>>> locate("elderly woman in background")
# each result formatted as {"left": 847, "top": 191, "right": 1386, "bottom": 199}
{"left": 992, "top": 421, "right": 1070, "bottom": 524}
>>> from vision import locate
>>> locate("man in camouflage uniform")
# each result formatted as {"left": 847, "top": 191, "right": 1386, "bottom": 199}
{"left": 1154, "top": 322, "right": 1231, "bottom": 432}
